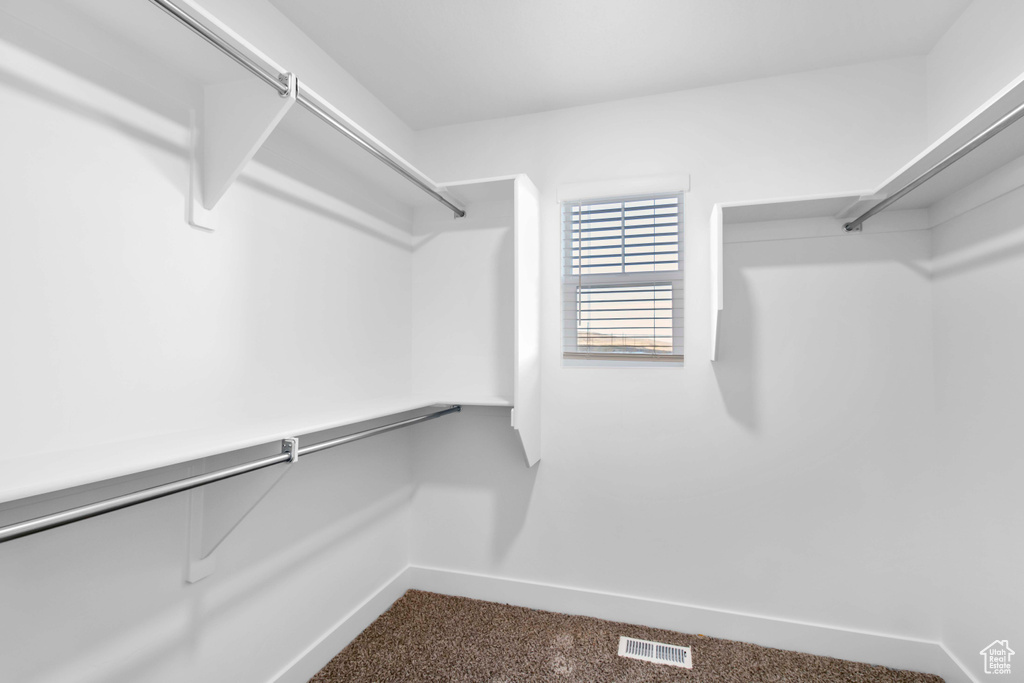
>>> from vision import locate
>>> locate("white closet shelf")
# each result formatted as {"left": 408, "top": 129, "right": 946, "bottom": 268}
{"left": 0, "top": 396, "right": 497, "bottom": 506}
{"left": 410, "top": 173, "right": 541, "bottom": 466}
{"left": 1, "top": 5, "right": 543, "bottom": 494}
{"left": 434, "top": 397, "right": 513, "bottom": 408}
{"left": 11, "top": 0, "right": 462, "bottom": 228}
{"left": 0, "top": 173, "right": 539, "bottom": 505}
{"left": 710, "top": 69, "right": 1024, "bottom": 361}
{"left": 714, "top": 70, "right": 1024, "bottom": 229}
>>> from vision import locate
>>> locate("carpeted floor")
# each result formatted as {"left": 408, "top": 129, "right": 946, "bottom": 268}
{"left": 310, "top": 590, "right": 944, "bottom": 683}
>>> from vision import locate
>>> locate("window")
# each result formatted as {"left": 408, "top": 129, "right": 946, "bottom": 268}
{"left": 562, "top": 193, "right": 683, "bottom": 361}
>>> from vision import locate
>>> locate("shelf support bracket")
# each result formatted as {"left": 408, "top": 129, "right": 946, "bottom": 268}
{"left": 188, "top": 72, "right": 297, "bottom": 230}
{"left": 185, "top": 439, "right": 298, "bottom": 583}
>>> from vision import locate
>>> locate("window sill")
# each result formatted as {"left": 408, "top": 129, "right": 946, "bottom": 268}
{"left": 563, "top": 352, "right": 684, "bottom": 368}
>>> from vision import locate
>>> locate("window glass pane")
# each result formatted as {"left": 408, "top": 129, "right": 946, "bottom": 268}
{"left": 574, "top": 283, "right": 675, "bottom": 355}
{"left": 562, "top": 192, "right": 683, "bottom": 361}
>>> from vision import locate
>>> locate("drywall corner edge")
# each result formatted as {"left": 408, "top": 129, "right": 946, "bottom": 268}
{"left": 406, "top": 566, "right": 973, "bottom": 683}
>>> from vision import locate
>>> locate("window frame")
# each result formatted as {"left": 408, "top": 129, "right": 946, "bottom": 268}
{"left": 561, "top": 191, "right": 685, "bottom": 363}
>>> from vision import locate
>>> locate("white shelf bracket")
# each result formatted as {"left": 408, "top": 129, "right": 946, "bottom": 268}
{"left": 282, "top": 437, "right": 299, "bottom": 463}
{"left": 188, "top": 72, "right": 297, "bottom": 230}
{"left": 185, "top": 441, "right": 298, "bottom": 583}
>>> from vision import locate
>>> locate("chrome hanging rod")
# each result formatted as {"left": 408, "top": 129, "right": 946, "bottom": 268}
{"left": 147, "top": 0, "right": 466, "bottom": 218}
{"left": 0, "top": 405, "right": 461, "bottom": 544}
{"left": 844, "top": 97, "right": 1024, "bottom": 232}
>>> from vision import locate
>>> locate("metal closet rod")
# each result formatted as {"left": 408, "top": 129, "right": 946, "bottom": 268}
{"left": 844, "top": 96, "right": 1024, "bottom": 232}
{"left": 0, "top": 405, "right": 461, "bottom": 544}
{"left": 147, "top": 0, "right": 466, "bottom": 219}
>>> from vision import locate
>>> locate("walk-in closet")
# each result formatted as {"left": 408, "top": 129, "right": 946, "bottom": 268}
{"left": 0, "top": 1, "right": 1019, "bottom": 681}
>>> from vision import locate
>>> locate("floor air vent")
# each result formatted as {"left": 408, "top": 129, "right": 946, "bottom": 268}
{"left": 618, "top": 636, "right": 692, "bottom": 669}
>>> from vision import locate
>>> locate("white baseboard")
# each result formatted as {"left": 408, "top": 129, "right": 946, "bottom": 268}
{"left": 270, "top": 567, "right": 411, "bottom": 683}
{"left": 407, "top": 565, "right": 974, "bottom": 683}
{"left": 941, "top": 644, "right": 983, "bottom": 683}
{"left": 272, "top": 564, "right": 974, "bottom": 683}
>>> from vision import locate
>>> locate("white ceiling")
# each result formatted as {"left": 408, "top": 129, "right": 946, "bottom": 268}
{"left": 269, "top": 0, "right": 971, "bottom": 130}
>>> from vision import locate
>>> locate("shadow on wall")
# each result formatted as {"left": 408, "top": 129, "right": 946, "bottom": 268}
{"left": 0, "top": 58, "right": 186, "bottom": 191}
{"left": 931, "top": 181, "right": 1024, "bottom": 279}
{"left": 711, "top": 228, "right": 933, "bottom": 435}
{"left": 410, "top": 406, "right": 539, "bottom": 565}
{"left": 712, "top": 265, "right": 759, "bottom": 432}
{"left": 0, "top": 13, "right": 414, "bottom": 247}
{"left": 0, "top": 428, "right": 415, "bottom": 683}
{"left": 0, "top": 0, "right": 194, "bottom": 125}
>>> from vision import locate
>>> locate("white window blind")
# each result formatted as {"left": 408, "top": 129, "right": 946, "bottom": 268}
{"left": 562, "top": 194, "right": 683, "bottom": 361}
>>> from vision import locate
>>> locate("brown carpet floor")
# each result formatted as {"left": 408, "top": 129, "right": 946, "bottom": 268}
{"left": 310, "top": 590, "right": 944, "bottom": 683}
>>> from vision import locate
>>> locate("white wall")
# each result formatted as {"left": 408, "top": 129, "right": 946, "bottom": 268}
{"left": 0, "top": 431, "right": 415, "bottom": 683}
{"left": 4, "top": 1, "right": 1022, "bottom": 680}
{"left": 199, "top": 0, "right": 416, "bottom": 161}
{"left": 411, "top": 199, "right": 515, "bottom": 403}
{"left": 0, "top": 18, "right": 413, "bottom": 463}
{"left": 0, "top": 2, "right": 420, "bottom": 680}
{"left": 926, "top": 5, "right": 1024, "bottom": 677}
{"left": 926, "top": 0, "right": 1024, "bottom": 142}
{"left": 412, "top": 58, "right": 944, "bottom": 642}
{"left": 931, "top": 182, "right": 1024, "bottom": 680}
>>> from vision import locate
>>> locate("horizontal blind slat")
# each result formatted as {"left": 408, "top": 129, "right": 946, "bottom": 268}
{"left": 577, "top": 225, "right": 679, "bottom": 236}
{"left": 573, "top": 205, "right": 677, "bottom": 216}
{"left": 570, "top": 281, "right": 676, "bottom": 355}
{"left": 573, "top": 213, "right": 678, "bottom": 226}
{"left": 570, "top": 196, "right": 679, "bottom": 277}
{"left": 575, "top": 240, "right": 679, "bottom": 250}
{"left": 563, "top": 193, "right": 682, "bottom": 359}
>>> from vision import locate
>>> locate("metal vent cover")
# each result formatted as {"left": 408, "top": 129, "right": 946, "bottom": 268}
{"left": 618, "top": 636, "right": 692, "bottom": 669}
